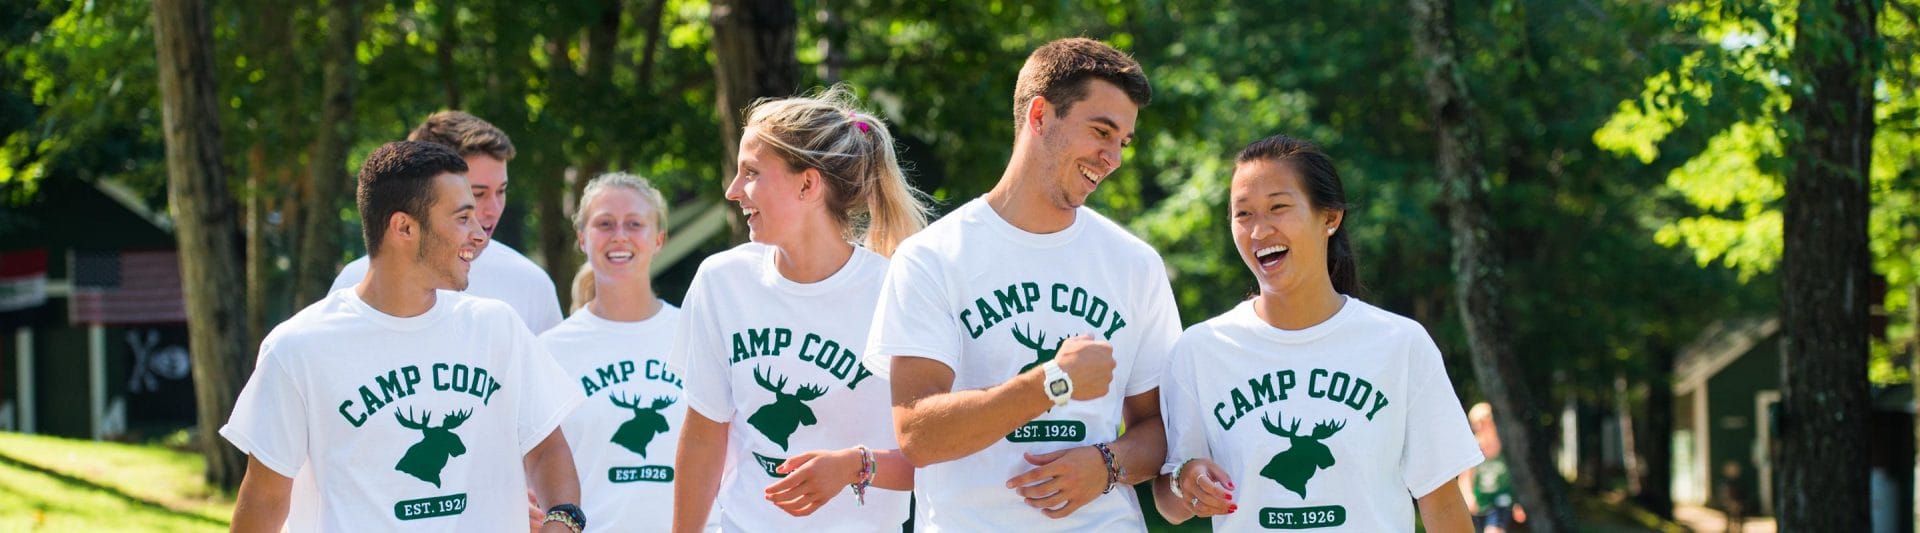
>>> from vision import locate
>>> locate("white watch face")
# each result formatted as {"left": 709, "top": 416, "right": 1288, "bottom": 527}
{"left": 1049, "top": 379, "right": 1070, "bottom": 397}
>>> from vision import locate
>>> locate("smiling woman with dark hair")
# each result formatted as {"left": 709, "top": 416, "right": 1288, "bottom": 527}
{"left": 1152, "top": 134, "right": 1483, "bottom": 532}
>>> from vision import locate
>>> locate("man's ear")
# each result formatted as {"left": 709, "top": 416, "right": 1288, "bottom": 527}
{"left": 390, "top": 211, "right": 417, "bottom": 244}
{"left": 1024, "top": 96, "right": 1051, "bottom": 136}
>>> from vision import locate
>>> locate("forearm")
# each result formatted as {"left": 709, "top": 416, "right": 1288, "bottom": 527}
{"left": 1151, "top": 474, "right": 1196, "bottom": 525}
{"left": 1107, "top": 411, "right": 1165, "bottom": 486}
{"left": 523, "top": 429, "right": 580, "bottom": 508}
{"left": 895, "top": 370, "right": 1053, "bottom": 466}
{"left": 870, "top": 448, "right": 915, "bottom": 491}
{"left": 672, "top": 412, "right": 729, "bottom": 533}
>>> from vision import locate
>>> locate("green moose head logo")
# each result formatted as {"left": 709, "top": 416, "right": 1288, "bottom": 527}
{"left": 608, "top": 392, "right": 675, "bottom": 458}
{"left": 1258, "top": 411, "right": 1346, "bottom": 499}
{"left": 745, "top": 365, "right": 826, "bottom": 451}
{"left": 393, "top": 407, "right": 472, "bottom": 487}
{"left": 1012, "top": 324, "right": 1065, "bottom": 374}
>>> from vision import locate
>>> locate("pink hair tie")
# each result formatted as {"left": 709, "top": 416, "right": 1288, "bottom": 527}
{"left": 850, "top": 111, "right": 871, "bottom": 133}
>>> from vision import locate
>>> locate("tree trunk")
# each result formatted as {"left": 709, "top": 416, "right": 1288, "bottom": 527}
{"left": 246, "top": 144, "right": 269, "bottom": 352}
{"left": 1776, "top": 0, "right": 1876, "bottom": 529}
{"left": 1635, "top": 349, "right": 1675, "bottom": 520}
{"left": 1407, "top": 0, "right": 1577, "bottom": 529}
{"left": 151, "top": 0, "right": 252, "bottom": 491}
{"left": 711, "top": 0, "right": 798, "bottom": 241}
{"left": 1616, "top": 376, "right": 1641, "bottom": 496}
{"left": 1576, "top": 399, "right": 1604, "bottom": 491}
{"left": 294, "top": 0, "right": 360, "bottom": 305}
{"left": 436, "top": 0, "right": 460, "bottom": 109}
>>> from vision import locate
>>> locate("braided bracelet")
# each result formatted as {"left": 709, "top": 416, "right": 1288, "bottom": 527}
{"left": 1091, "top": 443, "right": 1122, "bottom": 494}
{"left": 850, "top": 445, "right": 876, "bottom": 506}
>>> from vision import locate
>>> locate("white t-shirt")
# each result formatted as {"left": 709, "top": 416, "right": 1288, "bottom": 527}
{"left": 673, "top": 243, "right": 909, "bottom": 532}
{"left": 1161, "top": 298, "right": 1484, "bottom": 531}
{"left": 220, "top": 289, "right": 581, "bottom": 532}
{"left": 331, "top": 241, "right": 564, "bottom": 334}
{"left": 541, "top": 303, "right": 685, "bottom": 533}
{"left": 863, "top": 199, "right": 1183, "bottom": 532}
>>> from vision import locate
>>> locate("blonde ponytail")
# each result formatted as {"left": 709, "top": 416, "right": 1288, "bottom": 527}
{"left": 744, "top": 84, "right": 930, "bottom": 257}
{"left": 569, "top": 262, "right": 595, "bottom": 313}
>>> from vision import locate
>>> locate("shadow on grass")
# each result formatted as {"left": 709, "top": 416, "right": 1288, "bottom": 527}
{"left": 0, "top": 449, "right": 228, "bottom": 528}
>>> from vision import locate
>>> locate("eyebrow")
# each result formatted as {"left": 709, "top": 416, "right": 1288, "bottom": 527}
{"left": 1231, "top": 191, "right": 1297, "bottom": 203}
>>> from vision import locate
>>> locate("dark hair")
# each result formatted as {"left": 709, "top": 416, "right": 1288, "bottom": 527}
{"left": 357, "top": 141, "right": 469, "bottom": 257}
{"left": 408, "top": 110, "right": 516, "bottom": 162}
{"left": 1012, "top": 38, "right": 1152, "bottom": 132}
{"left": 1235, "top": 134, "right": 1361, "bottom": 296}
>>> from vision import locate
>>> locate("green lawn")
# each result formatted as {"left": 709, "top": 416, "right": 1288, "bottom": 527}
{"left": 0, "top": 431, "right": 231, "bottom": 532}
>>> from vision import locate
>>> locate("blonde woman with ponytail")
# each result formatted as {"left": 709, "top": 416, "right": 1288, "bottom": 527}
{"left": 671, "top": 85, "right": 928, "bottom": 533}
{"left": 538, "top": 173, "right": 692, "bottom": 532}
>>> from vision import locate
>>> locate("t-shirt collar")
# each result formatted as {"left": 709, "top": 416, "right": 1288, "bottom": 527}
{"left": 342, "top": 287, "right": 456, "bottom": 331}
{"left": 758, "top": 244, "right": 874, "bottom": 296}
{"left": 968, "top": 197, "right": 1088, "bottom": 249}
{"left": 1231, "top": 295, "right": 1357, "bottom": 344}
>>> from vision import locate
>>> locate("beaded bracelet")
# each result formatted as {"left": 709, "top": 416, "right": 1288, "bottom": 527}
{"left": 1091, "top": 443, "right": 1122, "bottom": 494}
{"left": 850, "top": 445, "right": 876, "bottom": 506}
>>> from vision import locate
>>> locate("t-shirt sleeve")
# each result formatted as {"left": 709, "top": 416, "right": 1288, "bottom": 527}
{"left": 674, "top": 269, "right": 735, "bottom": 421}
{"left": 218, "top": 342, "right": 310, "bottom": 478}
{"left": 1159, "top": 333, "right": 1208, "bottom": 476}
{"left": 862, "top": 246, "right": 961, "bottom": 379}
{"left": 512, "top": 313, "right": 584, "bottom": 454}
{"left": 524, "top": 275, "right": 565, "bottom": 335}
{"left": 1398, "top": 332, "right": 1484, "bottom": 497}
{"left": 1123, "top": 259, "right": 1182, "bottom": 397}
{"left": 326, "top": 257, "right": 366, "bottom": 295}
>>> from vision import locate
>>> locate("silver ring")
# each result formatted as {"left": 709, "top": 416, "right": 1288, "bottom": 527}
{"left": 1189, "top": 496, "right": 1201, "bottom": 508}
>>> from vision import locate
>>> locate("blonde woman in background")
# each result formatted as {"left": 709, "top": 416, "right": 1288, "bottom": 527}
{"left": 671, "top": 85, "right": 928, "bottom": 533}
{"left": 539, "top": 173, "right": 687, "bottom": 532}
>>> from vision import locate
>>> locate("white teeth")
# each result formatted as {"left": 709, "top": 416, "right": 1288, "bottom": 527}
{"left": 741, "top": 207, "right": 758, "bottom": 217}
{"left": 1256, "top": 245, "right": 1288, "bottom": 257}
{"left": 608, "top": 251, "right": 633, "bottom": 261}
{"left": 1080, "top": 166, "right": 1099, "bottom": 182}
{"left": 459, "top": 250, "right": 476, "bottom": 262}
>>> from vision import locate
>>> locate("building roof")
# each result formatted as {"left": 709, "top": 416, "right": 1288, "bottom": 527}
{"left": 1675, "top": 316, "right": 1779, "bottom": 395}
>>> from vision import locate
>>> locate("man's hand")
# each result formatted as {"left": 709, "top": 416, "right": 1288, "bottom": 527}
{"left": 764, "top": 448, "right": 865, "bottom": 516}
{"left": 1053, "top": 336, "right": 1114, "bottom": 401}
{"left": 1004, "top": 446, "right": 1110, "bottom": 519}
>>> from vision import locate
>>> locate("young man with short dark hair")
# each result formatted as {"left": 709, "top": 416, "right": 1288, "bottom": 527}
{"left": 226, "top": 140, "right": 585, "bottom": 532}
{"left": 864, "top": 37, "right": 1179, "bottom": 531}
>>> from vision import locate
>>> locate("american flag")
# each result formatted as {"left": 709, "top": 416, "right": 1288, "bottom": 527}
{"left": 69, "top": 250, "right": 187, "bottom": 325}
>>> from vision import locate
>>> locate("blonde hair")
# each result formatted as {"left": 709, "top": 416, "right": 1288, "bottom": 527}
{"left": 744, "top": 84, "right": 930, "bottom": 257}
{"left": 568, "top": 172, "right": 670, "bottom": 311}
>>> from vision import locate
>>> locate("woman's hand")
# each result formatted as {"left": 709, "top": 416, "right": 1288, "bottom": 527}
{"left": 1176, "top": 458, "right": 1237, "bottom": 518}
{"left": 764, "top": 448, "right": 866, "bottom": 516}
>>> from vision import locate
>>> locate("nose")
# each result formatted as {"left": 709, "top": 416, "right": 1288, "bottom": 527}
{"left": 724, "top": 172, "right": 745, "bottom": 202}
{"left": 1248, "top": 220, "right": 1274, "bottom": 241}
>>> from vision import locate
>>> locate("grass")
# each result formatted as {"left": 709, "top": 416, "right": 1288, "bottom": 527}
{"left": 0, "top": 431, "right": 231, "bottom": 532}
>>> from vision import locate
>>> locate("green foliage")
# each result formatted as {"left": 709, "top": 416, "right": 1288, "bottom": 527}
{"left": 1598, "top": 0, "right": 1920, "bottom": 382}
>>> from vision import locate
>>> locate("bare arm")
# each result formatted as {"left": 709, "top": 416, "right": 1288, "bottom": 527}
{"left": 763, "top": 446, "right": 917, "bottom": 516}
{"left": 891, "top": 337, "right": 1116, "bottom": 467}
{"left": 890, "top": 356, "right": 1053, "bottom": 466}
{"left": 230, "top": 456, "right": 293, "bottom": 533}
{"left": 1110, "top": 390, "right": 1166, "bottom": 486}
{"left": 672, "top": 411, "right": 729, "bottom": 533}
{"left": 1416, "top": 480, "right": 1475, "bottom": 533}
{"left": 523, "top": 429, "right": 580, "bottom": 532}
{"left": 1004, "top": 390, "right": 1169, "bottom": 519}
